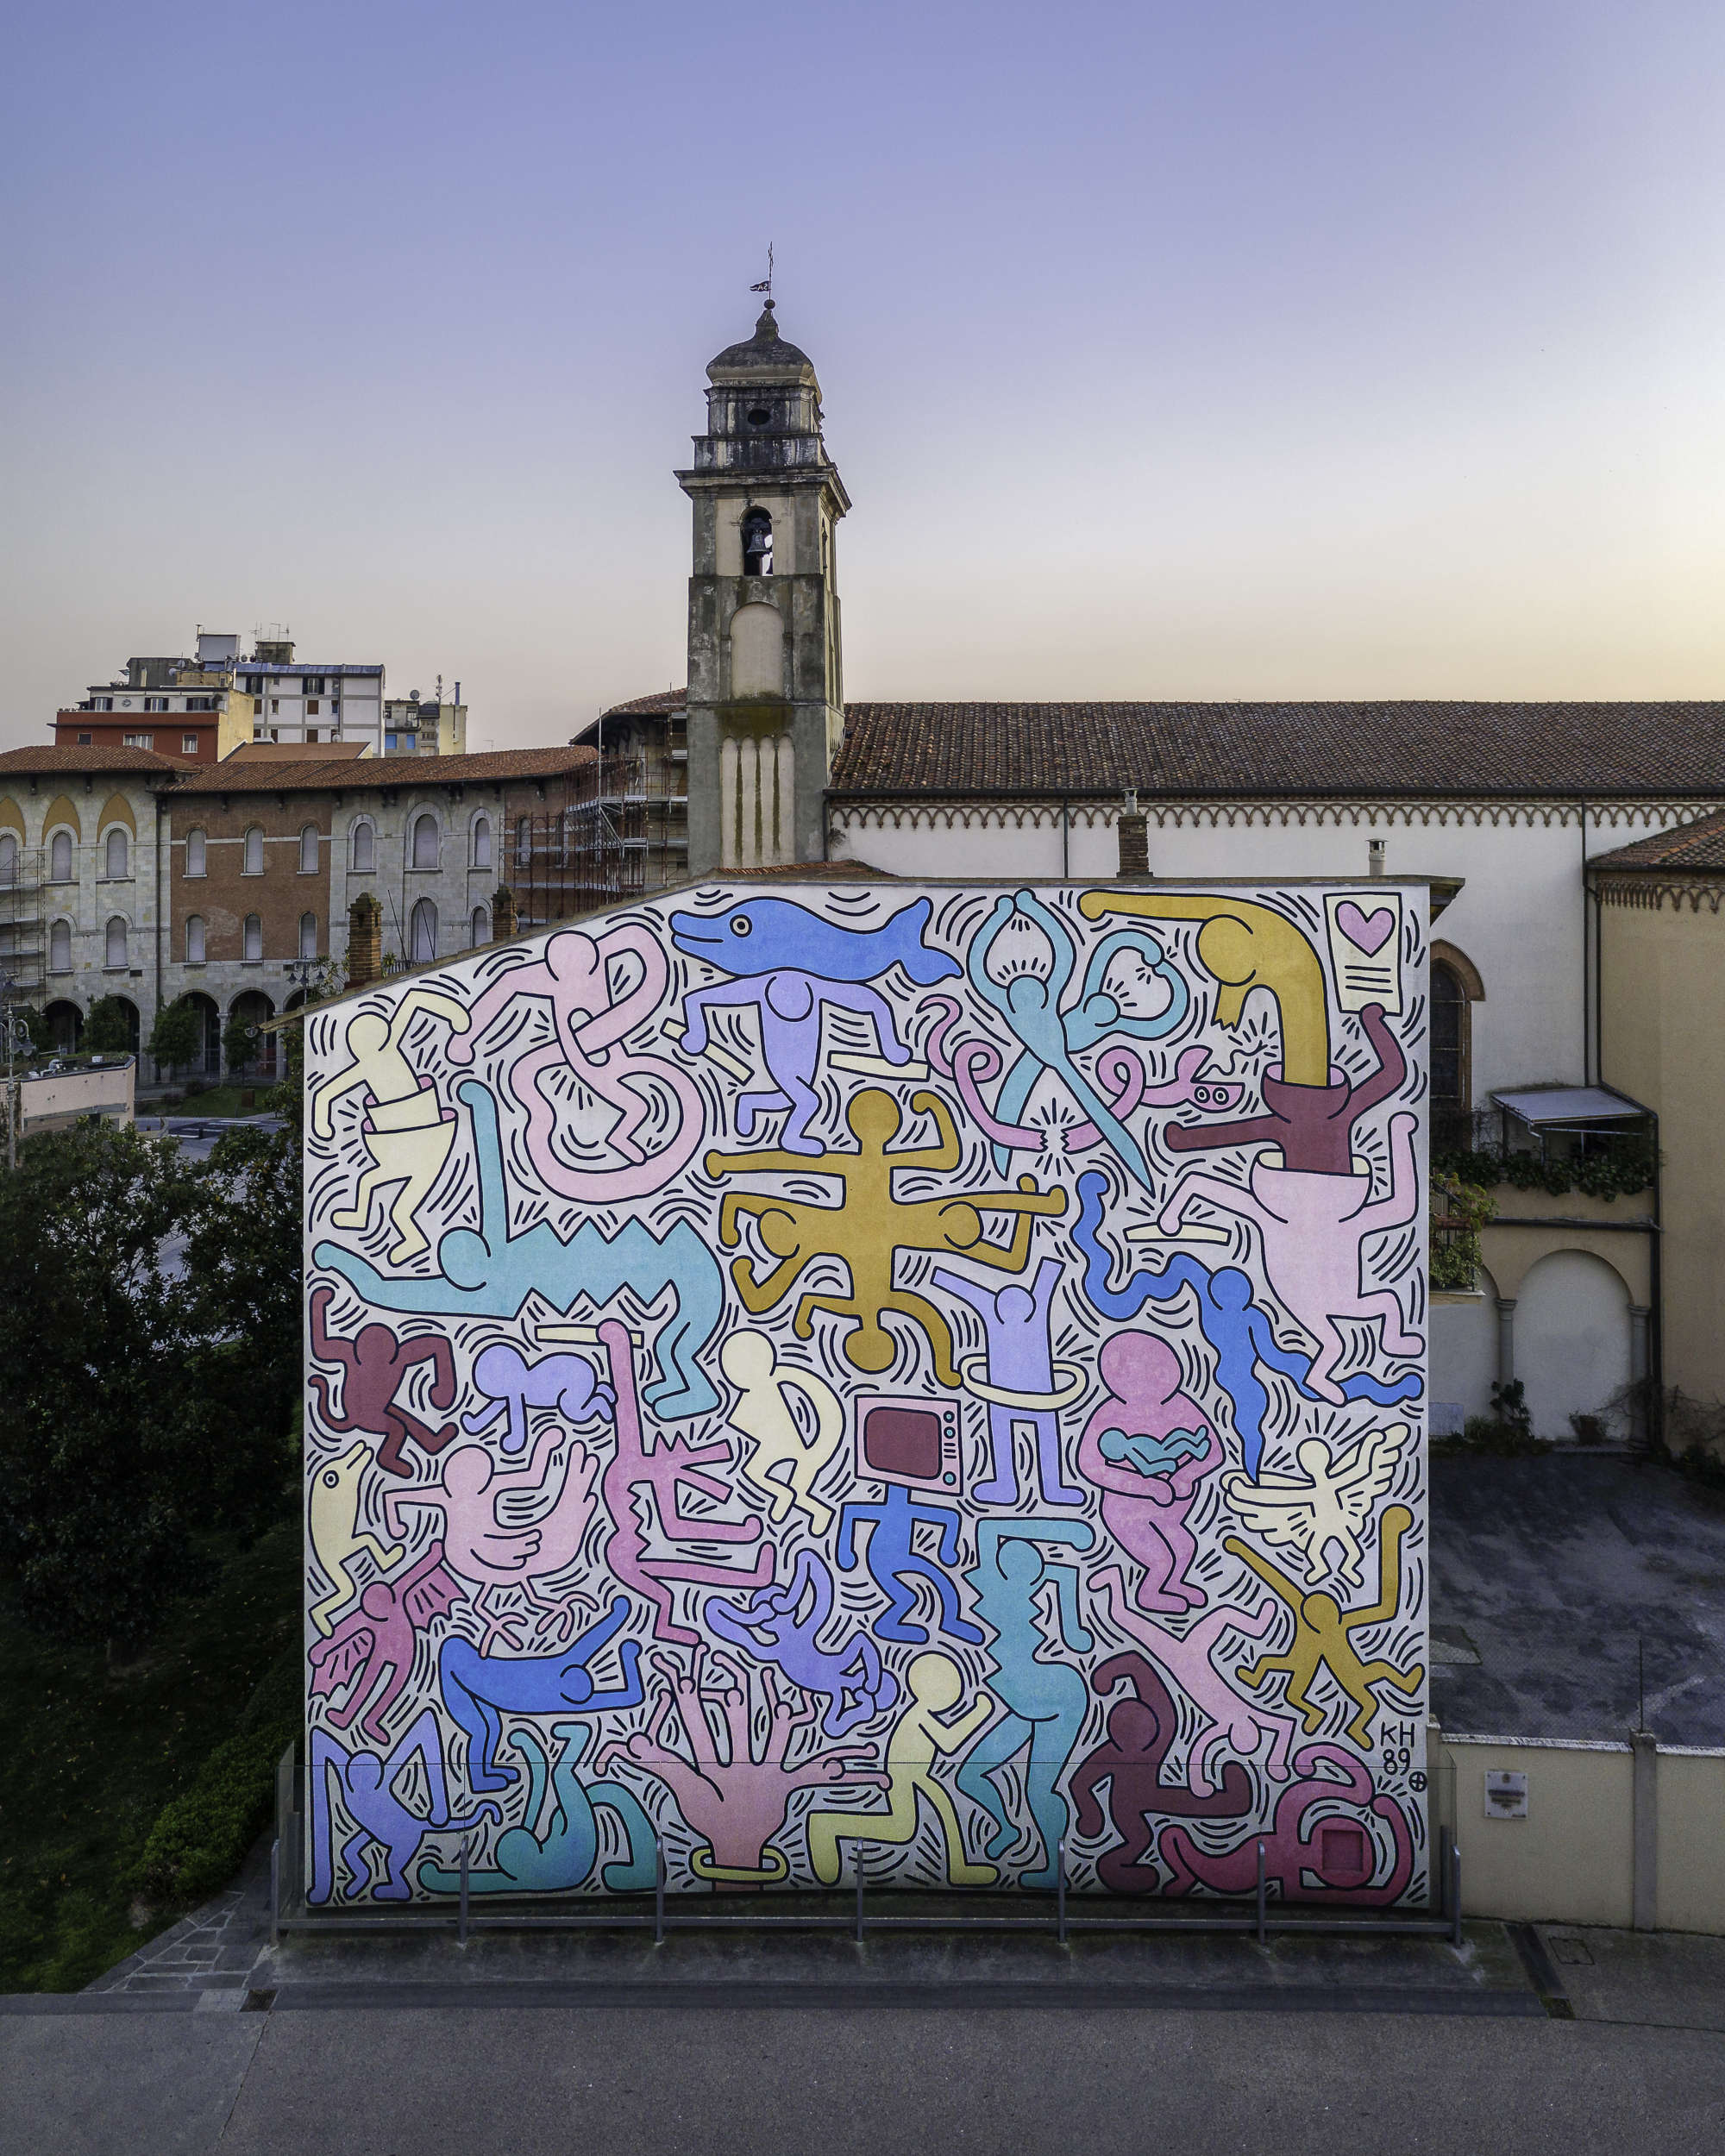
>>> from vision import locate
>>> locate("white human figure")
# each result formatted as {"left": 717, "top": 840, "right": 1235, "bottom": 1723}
{"left": 718, "top": 1331, "right": 844, "bottom": 1532}
{"left": 1224, "top": 1424, "right": 1411, "bottom": 1588}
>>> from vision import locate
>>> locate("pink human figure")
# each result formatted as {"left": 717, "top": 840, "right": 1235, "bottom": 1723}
{"left": 594, "top": 1318, "right": 775, "bottom": 1647}
{"left": 1158, "top": 1742, "right": 1416, "bottom": 1904}
{"left": 445, "top": 925, "right": 703, "bottom": 1200}
{"left": 307, "top": 1542, "right": 467, "bottom": 1747}
{"left": 1092, "top": 1562, "right": 1296, "bottom": 1793}
{"left": 382, "top": 1431, "right": 601, "bottom": 1652}
{"left": 1077, "top": 1332, "right": 1224, "bottom": 1614}
{"left": 1158, "top": 1110, "right": 1424, "bottom": 1401}
{"left": 596, "top": 1650, "right": 887, "bottom": 1885}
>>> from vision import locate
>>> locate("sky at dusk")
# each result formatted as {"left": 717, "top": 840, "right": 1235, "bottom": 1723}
{"left": 3, "top": 1, "right": 1723, "bottom": 749}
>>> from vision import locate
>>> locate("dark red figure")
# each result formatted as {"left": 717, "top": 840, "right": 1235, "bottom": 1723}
{"left": 310, "top": 1285, "right": 458, "bottom": 1478}
{"left": 1069, "top": 1651, "right": 1254, "bottom": 1894}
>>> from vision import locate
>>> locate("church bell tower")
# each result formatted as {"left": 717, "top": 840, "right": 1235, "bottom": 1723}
{"left": 678, "top": 299, "right": 850, "bottom": 875}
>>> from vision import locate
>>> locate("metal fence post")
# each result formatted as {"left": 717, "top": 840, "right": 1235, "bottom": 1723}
{"left": 855, "top": 1851, "right": 866, "bottom": 1946}
{"left": 458, "top": 1836, "right": 469, "bottom": 1946}
{"left": 1451, "top": 1839, "right": 1463, "bottom": 1948}
{"left": 654, "top": 1834, "right": 665, "bottom": 1946}
{"left": 269, "top": 1839, "right": 280, "bottom": 1950}
{"left": 1256, "top": 1839, "right": 1267, "bottom": 1945}
{"left": 1057, "top": 1839, "right": 1067, "bottom": 1946}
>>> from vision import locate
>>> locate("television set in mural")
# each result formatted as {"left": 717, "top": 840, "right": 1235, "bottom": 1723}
{"left": 303, "top": 881, "right": 1430, "bottom": 1906}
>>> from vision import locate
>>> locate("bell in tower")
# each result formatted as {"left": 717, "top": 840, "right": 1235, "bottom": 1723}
{"left": 678, "top": 298, "right": 850, "bottom": 874}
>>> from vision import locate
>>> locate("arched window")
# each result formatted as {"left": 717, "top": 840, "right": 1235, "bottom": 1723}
{"left": 411, "top": 812, "right": 439, "bottom": 870}
{"left": 242, "top": 825, "right": 264, "bottom": 874}
{"left": 298, "top": 824, "right": 319, "bottom": 874}
{"left": 49, "top": 830, "right": 72, "bottom": 882}
{"left": 299, "top": 912, "right": 317, "bottom": 959}
{"left": 242, "top": 913, "right": 262, "bottom": 962}
{"left": 470, "top": 903, "right": 491, "bottom": 948}
{"left": 350, "top": 820, "right": 375, "bottom": 873}
{"left": 514, "top": 816, "right": 531, "bottom": 868}
{"left": 473, "top": 813, "right": 492, "bottom": 869}
{"left": 0, "top": 833, "right": 16, "bottom": 887}
{"left": 185, "top": 827, "right": 206, "bottom": 876}
{"left": 105, "top": 916, "right": 128, "bottom": 968}
{"left": 104, "top": 828, "right": 129, "bottom": 879}
{"left": 742, "top": 506, "right": 773, "bottom": 575}
{"left": 1431, "top": 961, "right": 1471, "bottom": 1147}
{"left": 411, "top": 898, "right": 437, "bottom": 963}
{"left": 49, "top": 918, "right": 72, "bottom": 973}
{"left": 185, "top": 915, "right": 206, "bottom": 964}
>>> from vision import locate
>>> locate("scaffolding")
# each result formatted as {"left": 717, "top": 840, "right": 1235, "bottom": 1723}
{"left": 0, "top": 843, "right": 47, "bottom": 1012}
{"left": 506, "top": 751, "right": 690, "bottom": 931}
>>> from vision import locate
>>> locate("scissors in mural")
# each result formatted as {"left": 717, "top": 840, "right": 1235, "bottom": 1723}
{"left": 957, "top": 1518, "right": 1097, "bottom": 1889}
{"left": 1072, "top": 1172, "right": 1420, "bottom": 1477}
{"left": 308, "top": 1288, "right": 459, "bottom": 1479}
{"left": 705, "top": 1548, "right": 900, "bottom": 1739}
{"left": 961, "top": 889, "right": 1189, "bottom": 1187}
{"left": 383, "top": 1430, "right": 602, "bottom": 1651}
{"left": 1076, "top": 1332, "right": 1223, "bottom": 1614}
{"left": 444, "top": 924, "right": 704, "bottom": 1200}
{"left": 417, "top": 1721, "right": 656, "bottom": 1896}
{"left": 314, "top": 1081, "right": 725, "bottom": 1421}
{"left": 310, "top": 989, "right": 469, "bottom": 1263}
{"left": 706, "top": 1088, "right": 1067, "bottom": 1387}
{"left": 437, "top": 1593, "right": 648, "bottom": 1791}
{"left": 1226, "top": 1504, "right": 1425, "bottom": 1749}
{"left": 932, "top": 1257, "right": 1086, "bottom": 1507}
{"left": 593, "top": 1318, "right": 775, "bottom": 1648}
{"left": 1159, "top": 1744, "right": 1414, "bottom": 1904}
{"left": 669, "top": 895, "right": 959, "bottom": 1155}
{"left": 308, "top": 1540, "right": 466, "bottom": 1747}
{"left": 807, "top": 1651, "right": 999, "bottom": 1888}
{"left": 1089, "top": 1564, "right": 1297, "bottom": 1792}
{"left": 309, "top": 1707, "right": 500, "bottom": 1904}
{"left": 1067, "top": 1651, "right": 1255, "bottom": 1895}
{"left": 597, "top": 1651, "right": 888, "bottom": 1885}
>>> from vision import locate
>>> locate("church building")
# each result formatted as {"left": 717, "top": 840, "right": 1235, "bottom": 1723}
{"left": 574, "top": 301, "right": 1725, "bottom": 1450}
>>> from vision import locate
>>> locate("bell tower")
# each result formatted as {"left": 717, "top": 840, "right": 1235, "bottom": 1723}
{"left": 679, "top": 300, "right": 850, "bottom": 875}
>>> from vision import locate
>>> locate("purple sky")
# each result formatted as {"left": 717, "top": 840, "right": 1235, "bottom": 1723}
{"left": 3, "top": 2, "right": 1722, "bottom": 748}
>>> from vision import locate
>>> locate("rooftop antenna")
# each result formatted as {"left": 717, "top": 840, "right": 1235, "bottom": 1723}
{"left": 750, "top": 243, "right": 774, "bottom": 303}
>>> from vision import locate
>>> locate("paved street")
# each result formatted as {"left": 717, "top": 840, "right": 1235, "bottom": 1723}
{"left": 8, "top": 1921, "right": 1725, "bottom": 2156}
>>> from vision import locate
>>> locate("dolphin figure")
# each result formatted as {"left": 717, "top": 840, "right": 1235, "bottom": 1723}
{"left": 669, "top": 895, "right": 960, "bottom": 986}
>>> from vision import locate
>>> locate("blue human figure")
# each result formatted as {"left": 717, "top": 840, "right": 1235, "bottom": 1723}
{"left": 968, "top": 891, "right": 1187, "bottom": 1189}
{"left": 309, "top": 1707, "right": 500, "bottom": 1904}
{"left": 706, "top": 1547, "right": 900, "bottom": 1738}
{"left": 957, "top": 1518, "right": 1096, "bottom": 1890}
{"left": 416, "top": 1720, "right": 656, "bottom": 1895}
{"left": 461, "top": 1343, "right": 615, "bottom": 1457}
{"left": 1072, "top": 1169, "right": 1421, "bottom": 1477}
{"left": 438, "top": 1594, "right": 647, "bottom": 1792}
{"left": 836, "top": 1486, "right": 983, "bottom": 1647}
{"left": 932, "top": 1257, "right": 1083, "bottom": 1507}
{"left": 314, "top": 1080, "right": 724, "bottom": 1420}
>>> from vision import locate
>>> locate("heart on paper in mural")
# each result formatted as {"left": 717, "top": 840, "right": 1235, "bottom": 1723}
{"left": 1334, "top": 902, "right": 1395, "bottom": 956}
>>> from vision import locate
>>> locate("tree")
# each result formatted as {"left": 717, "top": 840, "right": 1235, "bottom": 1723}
{"left": 222, "top": 1007, "right": 258, "bottom": 1075}
{"left": 147, "top": 997, "right": 202, "bottom": 1081}
{"left": 83, "top": 996, "right": 133, "bottom": 1056}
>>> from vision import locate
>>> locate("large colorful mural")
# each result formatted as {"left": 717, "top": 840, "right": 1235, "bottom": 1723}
{"left": 304, "top": 881, "right": 1430, "bottom": 1905}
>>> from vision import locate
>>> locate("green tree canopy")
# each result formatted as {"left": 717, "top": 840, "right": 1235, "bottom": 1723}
{"left": 147, "top": 997, "right": 202, "bottom": 1079}
{"left": 82, "top": 997, "right": 134, "bottom": 1056}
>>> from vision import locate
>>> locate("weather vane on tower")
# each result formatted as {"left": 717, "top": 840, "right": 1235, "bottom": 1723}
{"left": 750, "top": 244, "right": 774, "bottom": 303}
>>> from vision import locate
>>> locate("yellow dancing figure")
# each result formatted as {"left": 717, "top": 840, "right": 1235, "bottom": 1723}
{"left": 718, "top": 1330, "right": 844, "bottom": 1533}
{"left": 807, "top": 1650, "right": 997, "bottom": 1887}
{"left": 311, "top": 990, "right": 470, "bottom": 1263}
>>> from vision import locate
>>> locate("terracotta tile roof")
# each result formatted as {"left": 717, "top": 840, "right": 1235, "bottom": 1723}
{"left": 573, "top": 691, "right": 687, "bottom": 743}
{"left": 172, "top": 746, "right": 597, "bottom": 793}
{"left": 828, "top": 701, "right": 1725, "bottom": 800}
{"left": 0, "top": 744, "right": 179, "bottom": 776}
{"left": 1590, "top": 810, "right": 1725, "bottom": 871}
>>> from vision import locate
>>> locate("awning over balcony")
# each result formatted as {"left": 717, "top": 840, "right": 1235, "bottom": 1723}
{"left": 1492, "top": 1085, "right": 1651, "bottom": 1128}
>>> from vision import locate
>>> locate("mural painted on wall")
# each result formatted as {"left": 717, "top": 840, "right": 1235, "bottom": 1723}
{"left": 304, "top": 882, "right": 1430, "bottom": 1905}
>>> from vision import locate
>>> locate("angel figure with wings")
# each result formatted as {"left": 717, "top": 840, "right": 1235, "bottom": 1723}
{"left": 309, "top": 1541, "right": 467, "bottom": 1747}
{"left": 1223, "top": 1423, "right": 1410, "bottom": 1589}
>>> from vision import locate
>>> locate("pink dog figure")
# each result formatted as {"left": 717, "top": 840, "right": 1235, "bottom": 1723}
{"left": 1078, "top": 1332, "right": 1224, "bottom": 1614}
{"left": 1158, "top": 1742, "right": 1415, "bottom": 1903}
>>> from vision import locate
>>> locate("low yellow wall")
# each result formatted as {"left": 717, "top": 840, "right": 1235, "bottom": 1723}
{"left": 1655, "top": 1751, "right": 1725, "bottom": 1934}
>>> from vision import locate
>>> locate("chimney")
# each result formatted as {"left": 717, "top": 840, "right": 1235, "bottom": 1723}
{"left": 1117, "top": 790, "right": 1149, "bottom": 879}
{"left": 1368, "top": 838, "right": 1387, "bottom": 878}
{"left": 347, "top": 891, "right": 383, "bottom": 986}
{"left": 492, "top": 884, "right": 519, "bottom": 943}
